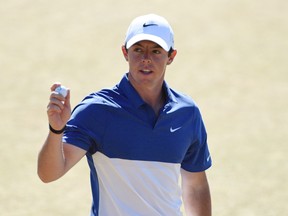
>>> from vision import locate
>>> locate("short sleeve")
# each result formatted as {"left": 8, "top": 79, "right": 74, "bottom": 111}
{"left": 62, "top": 96, "right": 109, "bottom": 154}
{"left": 181, "top": 107, "right": 212, "bottom": 172}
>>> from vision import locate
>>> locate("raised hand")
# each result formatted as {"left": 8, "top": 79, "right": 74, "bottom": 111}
{"left": 47, "top": 83, "right": 71, "bottom": 131}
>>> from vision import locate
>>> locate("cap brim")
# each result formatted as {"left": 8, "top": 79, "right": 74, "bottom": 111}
{"left": 126, "top": 34, "right": 170, "bottom": 52}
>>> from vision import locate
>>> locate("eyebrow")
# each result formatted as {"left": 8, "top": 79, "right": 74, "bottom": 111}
{"left": 133, "top": 42, "right": 162, "bottom": 49}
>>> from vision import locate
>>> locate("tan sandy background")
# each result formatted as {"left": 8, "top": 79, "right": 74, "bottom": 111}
{"left": 0, "top": 0, "right": 287, "bottom": 215}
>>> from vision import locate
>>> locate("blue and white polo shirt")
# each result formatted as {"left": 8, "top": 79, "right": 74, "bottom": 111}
{"left": 63, "top": 73, "right": 211, "bottom": 216}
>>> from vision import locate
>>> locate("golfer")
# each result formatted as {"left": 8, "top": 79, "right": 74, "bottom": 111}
{"left": 38, "top": 14, "right": 212, "bottom": 216}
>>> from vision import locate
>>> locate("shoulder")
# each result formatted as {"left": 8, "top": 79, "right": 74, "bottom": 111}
{"left": 79, "top": 87, "right": 123, "bottom": 109}
{"left": 166, "top": 88, "right": 205, "bottom": 124}
{"left": 70, "top": 87, "right": 122, "bottom": 119}
{"left": 169, "top": 88, "right": 200, "bottom": 110}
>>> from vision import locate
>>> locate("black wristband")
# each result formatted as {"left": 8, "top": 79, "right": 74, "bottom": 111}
{"left": 49, "top": 124, "right": 66, "bottom": 134}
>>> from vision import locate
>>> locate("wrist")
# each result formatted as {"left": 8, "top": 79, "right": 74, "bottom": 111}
{"left": 49, "top": 124, "right": 66, "bottom": 134}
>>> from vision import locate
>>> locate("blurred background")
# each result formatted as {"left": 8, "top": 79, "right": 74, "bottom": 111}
{"left": 0, "top": 0, "right": 287, "bottom": 215}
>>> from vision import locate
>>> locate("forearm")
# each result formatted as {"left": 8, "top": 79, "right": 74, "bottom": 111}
{"left": 37, "top": 132, "right": 66, "bottom": 183}
{"left": 182, "top": 184, "right": 211, "bottom": 216}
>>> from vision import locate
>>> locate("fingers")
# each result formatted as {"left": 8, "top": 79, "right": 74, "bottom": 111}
{"left": 47, "top": 96, "right": 65, "bottom": 113}
{"left": 49, "top": 88, "right": 68, "bottom": 110}
{"left": 50, "top": 82, "right": 70, "bottom": 99}
{"left": 50, "top": 82, "right": 61, "bottom": 92}
{"left": 47, "top": 83, "right": 72, "bottom": 128}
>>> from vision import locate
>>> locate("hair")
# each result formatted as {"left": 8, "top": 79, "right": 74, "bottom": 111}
{"left": 168, "top": 47, "right": 174, "bottom": 57}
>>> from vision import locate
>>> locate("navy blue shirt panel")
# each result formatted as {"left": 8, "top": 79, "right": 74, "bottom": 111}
{"left": 63, "top": 74, "right": 211, "bottom": 171}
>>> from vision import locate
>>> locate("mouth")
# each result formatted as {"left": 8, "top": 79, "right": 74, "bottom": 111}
{"left": 139, "top": 69, "right": 153, "bottom": 75}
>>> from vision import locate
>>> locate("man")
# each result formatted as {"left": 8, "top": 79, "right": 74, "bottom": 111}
{"left": 38, "top": 14, "right": 212, "bottom": 216}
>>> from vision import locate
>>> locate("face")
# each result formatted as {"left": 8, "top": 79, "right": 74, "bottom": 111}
{"left": 122, "top": 40, "right": 177, "bottom": 91}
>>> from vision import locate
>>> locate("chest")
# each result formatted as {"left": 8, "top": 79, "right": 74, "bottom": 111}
{"left": 99, "top": 105, "right": 196, "bottom": 163}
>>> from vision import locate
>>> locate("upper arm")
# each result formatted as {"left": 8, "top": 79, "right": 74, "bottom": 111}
{"left": 63, "top": 142, "right": 87, "bottom": 174}
{"left": 181, "top": 169, "right": 209, "bottom": 189}
{"left": 181, "top": 169, "right": 211, "bottom": 216}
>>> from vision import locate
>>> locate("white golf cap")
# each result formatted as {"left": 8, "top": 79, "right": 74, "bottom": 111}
{"left": 125, "top": 14, "right": 174, "bottom": 52}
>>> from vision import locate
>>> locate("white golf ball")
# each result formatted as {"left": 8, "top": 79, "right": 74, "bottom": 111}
{"left": 55, "top": 86, "right": 68, "bottom": 97}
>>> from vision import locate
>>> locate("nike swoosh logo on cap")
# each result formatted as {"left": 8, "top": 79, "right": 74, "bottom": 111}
{"left": 143, "top": 23, "right": 158, "bottom": 27}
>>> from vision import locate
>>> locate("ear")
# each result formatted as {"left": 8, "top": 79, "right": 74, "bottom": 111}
{"left": 167, "top": 49, "right": 177, "bottom": 65}
{"left": 121, "top": 45, "right": 128, "bottom": 61}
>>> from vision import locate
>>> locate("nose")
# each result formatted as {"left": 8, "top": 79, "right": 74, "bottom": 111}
{"left": 142, "top": 52, "right": 152, "bottom": 64}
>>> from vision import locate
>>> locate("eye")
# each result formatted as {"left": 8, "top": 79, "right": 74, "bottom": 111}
{"left": 152, "top": 49, "right": 161, "bottom": 54}
{"left": 133, "top": 47, "right": 143, "bottom": 53}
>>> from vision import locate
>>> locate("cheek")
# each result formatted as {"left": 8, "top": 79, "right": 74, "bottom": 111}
{"left": 127, "top": 56, "right": 140, "bottom": 70}
{"left": 128, "top": 53, "right": 140, "bottom": 62}
{"left": 158, "top": 54, "right": 170, "bottom": 62}
{"left": 153, "top": 56, "right": 170, "bottom": 67}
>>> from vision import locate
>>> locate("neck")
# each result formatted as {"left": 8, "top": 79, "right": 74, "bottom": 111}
{"left": 142, "top": 89, "right": 166, "bottom": 116}
{"left": 142, "top": 87, "right": 165, "bottom": 108}
{"left": 129, "top": 80, "right": 166, "bottom": 115}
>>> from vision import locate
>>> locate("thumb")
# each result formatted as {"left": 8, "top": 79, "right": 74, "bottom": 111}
{"left": 64, "top": 89, "right": 71, "bottom": 110}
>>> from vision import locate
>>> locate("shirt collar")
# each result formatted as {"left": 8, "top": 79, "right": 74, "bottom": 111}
{"left": 163, "top": 80, "right": 178, "bottom": 104}
{"left": 117, "top": 73, "right": 178, "bottom": 108}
